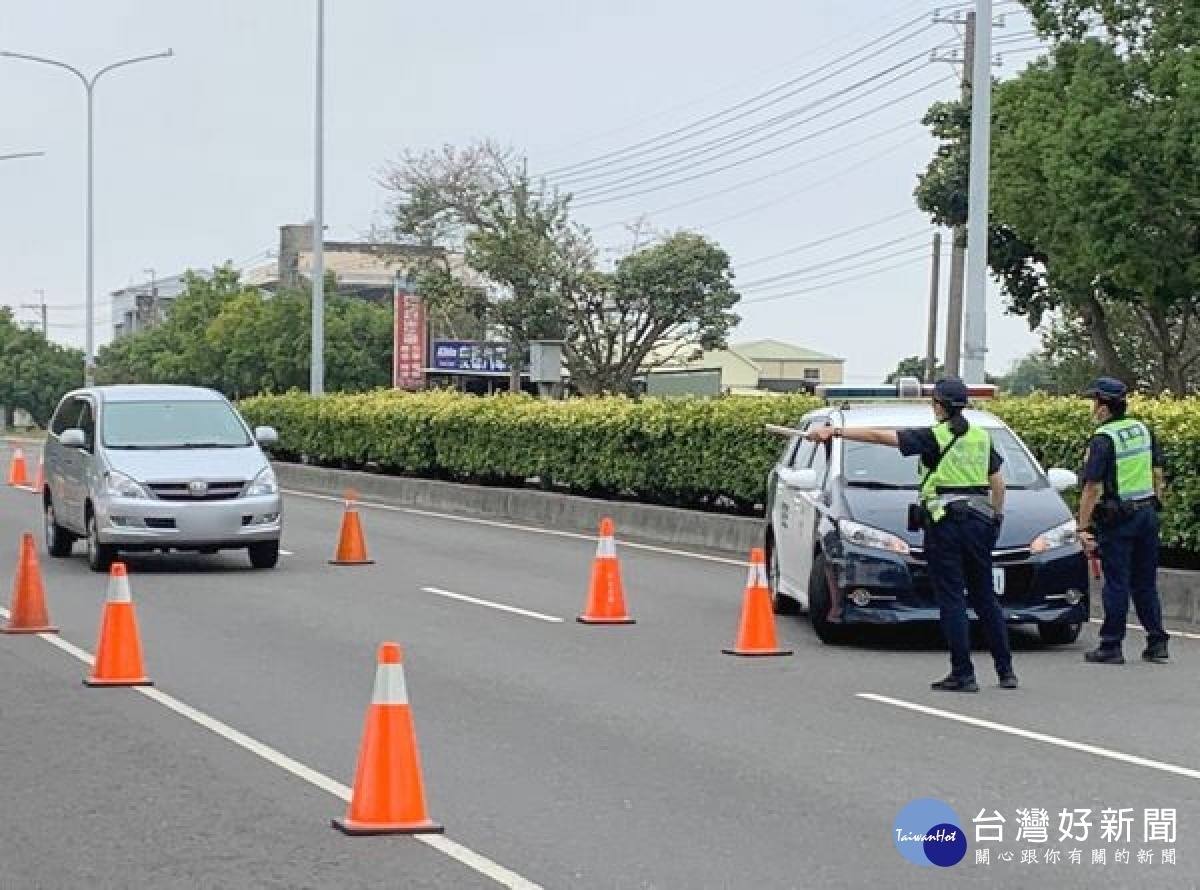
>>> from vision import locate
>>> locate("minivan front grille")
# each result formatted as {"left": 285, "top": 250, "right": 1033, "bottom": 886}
{"left": 147, "top": 480, "right": 246, "bottom": 501}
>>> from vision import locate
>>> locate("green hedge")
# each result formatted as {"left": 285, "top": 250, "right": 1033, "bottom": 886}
{"left": 239, "top": 390, "right": 1200, "bottom": 553}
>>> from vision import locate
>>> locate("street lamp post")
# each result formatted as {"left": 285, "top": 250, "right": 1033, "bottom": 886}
{"left": 0, "top": 49, "right": 174, "bottom": 386}
{"left": 311, "top": 0, "right": 326, "bottom": 396}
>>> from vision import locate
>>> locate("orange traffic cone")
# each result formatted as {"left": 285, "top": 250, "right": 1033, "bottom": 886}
{"left": 330, "top": 490, "right": 374, "bottom": 565}
{"left": 723, "top": 548, "right": 793, "bottom": 657}
{"left": 2, "top": 532, "right": 58, "bottom": 634}
{"left": 7, "top": 447, "right": 28, "bottom": 488}
{"left": 85, "top": 562, "right": 153, "bottom": 687}
{"left": 577, "top": 517, "right": 635, "bottom": 624}
{"left": 333, "top": 643, "right": 443, "bottom": 836}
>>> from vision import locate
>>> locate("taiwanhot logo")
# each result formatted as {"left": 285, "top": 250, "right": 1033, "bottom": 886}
{"left": 893, "top": 798, "right": 967, "bottom": 867}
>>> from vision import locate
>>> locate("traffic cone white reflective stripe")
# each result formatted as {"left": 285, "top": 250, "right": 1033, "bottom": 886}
{"left": 372, "top": 661, "right": 409, "bottom": 706}
{"left": 596, "top": 532, "right": 616, "bottom": 560}
{"left": 745, "top": 558, "right": 768, "bottom": 591}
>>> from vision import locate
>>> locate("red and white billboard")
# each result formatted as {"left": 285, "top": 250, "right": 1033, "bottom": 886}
{"left": 393, "top": 282, "right": 426, "bottom": 390}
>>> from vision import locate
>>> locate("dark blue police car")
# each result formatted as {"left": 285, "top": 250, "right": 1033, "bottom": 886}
{"left": 764, "top": 387, "right": 1090, "bottom": 644}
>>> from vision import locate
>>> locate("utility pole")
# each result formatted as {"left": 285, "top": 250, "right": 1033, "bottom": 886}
{"left": 925, "top": 232, "right": 942, "bottom": 383}
{"left": 962, "top": 0, "right": 993, "bottom": 384}
{"left": 932, "top": 9, "right": 976, "bottom": 379}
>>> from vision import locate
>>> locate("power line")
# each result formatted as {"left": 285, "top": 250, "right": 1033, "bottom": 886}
{"left": 540, "top": 12, "right": 936, "bottom": 180}
{"left": 551, "top": 36, "right": 937, "bottom": 190}
{"left": 694, "top": 130, "right": 928, "bottom": 229}
{"left": 569, "top": 59, "right": 937, "bottom": 202}
{"left": 593, "top": 117, "right": 920, "bottom": 230}
{"left": 573, "top": 76, "right": 945, "bottom": 208}
{"left": 528, "top": 0, "right": 983, "bottom": 162}
{"left": 735, "top": 209, "right": 920, "bottom": 269}
{"left": 740, "top": 252, "right": 938, "bottom": 306}
{"left": 738, "top": 231, "right": 932, "bottom": 291}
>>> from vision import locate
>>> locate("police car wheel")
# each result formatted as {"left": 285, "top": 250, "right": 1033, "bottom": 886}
{"left": 808, "top": 553, "right": 847, "bottom": 644}
{"left": 1038, "top": 622, "right": 1082, "bottom": 645}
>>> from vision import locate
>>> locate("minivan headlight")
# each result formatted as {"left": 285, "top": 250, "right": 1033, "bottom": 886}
{"left": 1031, "top": 520, "right": 1078, "bottom": 554}
{"left": 246, "top": 466, "right": 278, "bottom": 496}
{"left": 839, "top": 519, "right": 910, "bottom": 555}
{"left": 105, "top": 470, "right": 149, "bottom": 500}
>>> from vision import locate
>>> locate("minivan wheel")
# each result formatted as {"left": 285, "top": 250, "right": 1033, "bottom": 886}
{"left": 248, "top": 541, "right": 280, "bottom": 569}
{"left": 45, "top": 500, "right": 75, "bottom": 558}
{"left": 86, "top": 511, "right": 117, "bottom": 573}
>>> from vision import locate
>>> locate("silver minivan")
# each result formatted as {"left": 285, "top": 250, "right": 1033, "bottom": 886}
{"left": 42, "top": 385, "right": 283, "bottom": 571}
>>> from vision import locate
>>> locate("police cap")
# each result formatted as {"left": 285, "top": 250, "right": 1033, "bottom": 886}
{"left": 932, "top": 377, "right": 970, "bottom": 409}
{"left": 1084, "top": 377, "right": 1128, "bottom": 402}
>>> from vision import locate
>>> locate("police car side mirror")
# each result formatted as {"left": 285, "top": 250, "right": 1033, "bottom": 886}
{"left": 1046, "top": 468, "right": 1077, "bottom": 492}
{"left": 780, "top": 467, "right": 819, "bottom": 492}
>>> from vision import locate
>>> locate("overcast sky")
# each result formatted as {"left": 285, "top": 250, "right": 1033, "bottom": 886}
{"left": 0, "top": 0, "right": 1046, "bottom": 383}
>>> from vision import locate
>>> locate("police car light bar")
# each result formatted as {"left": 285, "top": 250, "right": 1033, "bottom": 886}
{"left": 815, "top": 376, "right": 996, "bottom": 402}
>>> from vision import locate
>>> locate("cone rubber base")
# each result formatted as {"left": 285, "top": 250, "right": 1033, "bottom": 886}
{"left": 577, "top": 616, "right": 635, "bottom": 625}
{"left": 84, "top": 678, "right": 154, "bottom": 687}
{"left": 329, "top": 559, "right": 375, "bottom": 566}
{"left": 332, "top": 818, "right": 444, "bottom": 836}
{"left": 2, "top": 625, "right": 59, "bottom": 635}
{"left": 721, "top": 647, "right": 793, "bottom": 657}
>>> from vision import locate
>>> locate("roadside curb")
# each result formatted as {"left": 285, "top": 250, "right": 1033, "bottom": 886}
{"left": 272, "top": 461, "right": 763, "bottom": 557}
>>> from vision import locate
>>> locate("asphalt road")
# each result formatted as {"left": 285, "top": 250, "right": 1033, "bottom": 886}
{"left": 1, "top": 442, "right": 1198, "bottom": 888}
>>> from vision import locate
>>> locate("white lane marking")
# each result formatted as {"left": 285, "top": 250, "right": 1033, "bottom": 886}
{"left": 283, "top": 489, "right": 748, "bottom": 567}
{"left": 0, "top": 606, "right": 543, "bottom": 889}
{"left": 1086, "top": 618, "right": 1200, "bottom": 641}
{"left": 280, "top": 549, "right": 295, "bottom": 557}
{"left": 421, "top": 587, "right": 563, "bottom": 623}
{"left": 859, "top": 692, "right": 1200, "bottom": 781}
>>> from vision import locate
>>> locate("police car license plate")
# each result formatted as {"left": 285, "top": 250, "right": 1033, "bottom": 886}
{"left": 993, "top": 568, "right": 1006, "bottom": 596}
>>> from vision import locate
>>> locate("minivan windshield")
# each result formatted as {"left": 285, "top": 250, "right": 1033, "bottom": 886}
{"left": 841, "top": 427, "right": 1044, "bottom": 490}
{"left": 102, "top": 400, "right": 252, "bottom": 449}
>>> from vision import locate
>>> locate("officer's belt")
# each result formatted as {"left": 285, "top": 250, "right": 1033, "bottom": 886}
{"left": 935, "top": 495, "right": 997, "bottom": 522}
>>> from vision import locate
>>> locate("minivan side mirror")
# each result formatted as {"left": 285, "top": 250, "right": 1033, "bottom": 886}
{"left": 1046, "top": 468, "right": 1078, "bottom": 492}
{"left": 254, "top": 426, "right": 279, "bottom": 447}
{"left": 59, "top": 428, "right": 87, "bottom": 449}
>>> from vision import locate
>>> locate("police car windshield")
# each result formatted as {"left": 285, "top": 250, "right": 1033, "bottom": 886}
{"left": 102, "top": 400, "right": 252, "bottom": 449}
{"left": 842, "top": 428, "right": 1043, "bottom": 489}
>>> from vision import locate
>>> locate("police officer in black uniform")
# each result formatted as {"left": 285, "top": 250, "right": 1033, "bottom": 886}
{"left": 808, "top": 378, "right": 1017, "bottom": 692}
{"left": 1077, "top": 377, "right": 1169, "bottom": 664}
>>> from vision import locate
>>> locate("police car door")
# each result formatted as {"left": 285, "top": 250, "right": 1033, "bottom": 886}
{"left": 790, "top": 433, "right": 832, "bottom": 605}
{"left": 774, "top": 427, "right": 823, "bottom": 609}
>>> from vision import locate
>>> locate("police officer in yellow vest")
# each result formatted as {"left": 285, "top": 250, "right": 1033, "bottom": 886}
{"left": 808, "top": 377, "right": 1016, "bottom": 692}
{"left": 1077, "top": 377, "right": 1169, "bottom": 664}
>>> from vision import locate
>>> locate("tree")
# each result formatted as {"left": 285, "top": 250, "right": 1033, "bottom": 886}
{"left": 380, "top": 141, "right": 577, "bottom": 391}
{"left": 380, "top": 140, "right": 744, "bottom": 396}
{"left": 0, "top": 309, "right": 85, "bottom": 426}
{"left": 886, "top": 355, "right": 943, "bottom": 384}
{"left": 915, "top": 1, "right": 1200, "bottom": 394}
{"left": 564, "top": 232, "right": 740, "bottom": 395}
{"left": 96, "top": 266, "right": 393, "bottom": 397}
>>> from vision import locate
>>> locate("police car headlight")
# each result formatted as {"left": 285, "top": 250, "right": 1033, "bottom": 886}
{"left": 1031, "top": 520, "right": 1078, "bottom": 554}
{"left": 838, "top": 520, "right": 910, "bottom": 555}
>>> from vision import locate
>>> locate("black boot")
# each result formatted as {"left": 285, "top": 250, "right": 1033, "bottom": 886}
{"left": 1142, "top": 640, "right": 1169, "bottom": 663}
{"left": 1085, "top": 645, "right": 1125, "bottom": 665}
{"left": 931, "top": 674, "right": 979, "bottom": 692}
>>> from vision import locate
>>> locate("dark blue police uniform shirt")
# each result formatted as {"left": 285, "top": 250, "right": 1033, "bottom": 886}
{"left": 1080, "top": 424, "right": 1164, "bottom": 486}
{"left": 896, "top": 427, "right": 1004, "bottom": 475}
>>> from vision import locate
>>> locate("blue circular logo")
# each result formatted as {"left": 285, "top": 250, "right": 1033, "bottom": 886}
{"left": 894, "top": 799, "right": 966, "bottom": 867}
